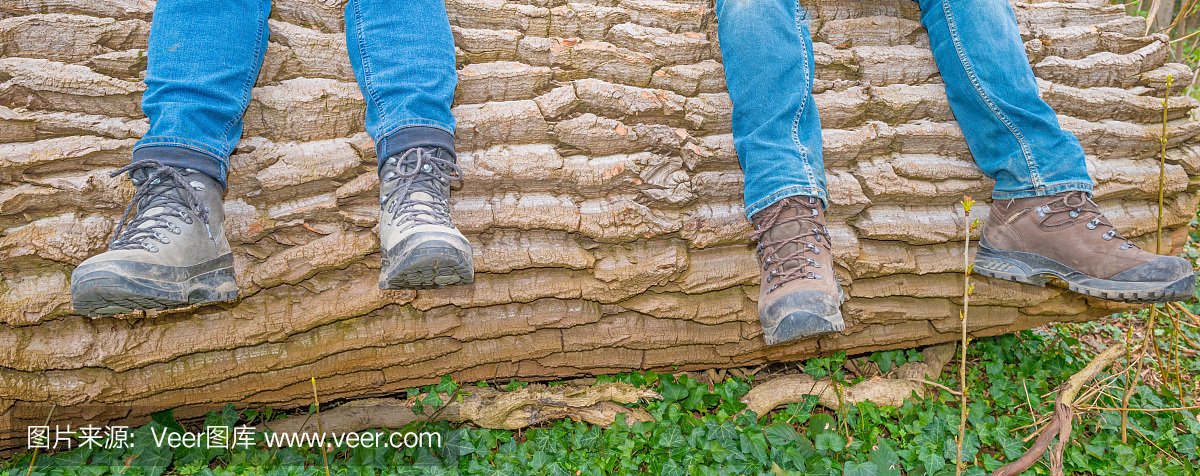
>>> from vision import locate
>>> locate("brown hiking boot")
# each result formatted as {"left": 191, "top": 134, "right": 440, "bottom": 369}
{"left": 974, "top": 191, "right": 1195, "bottom": 303}
{"left": 751, "top": 195, "right": 846, "bottom": 345}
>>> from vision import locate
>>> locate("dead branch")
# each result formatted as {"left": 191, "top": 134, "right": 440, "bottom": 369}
{"left": 739, "top": 343, "right": 956, "bottom": 417}
{"left": 991, "top": 344, "right": 1128, "bottom": 476}
{"left": 260, "top": 382, "right": 660, "bottom": 436}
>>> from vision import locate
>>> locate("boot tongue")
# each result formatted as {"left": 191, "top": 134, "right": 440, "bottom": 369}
{"left": 759, "top": 197, "right": 821, "bottom": 274}
{"left": 1031, "top": 192, "right": 1100, "bottom": 228}
{"left": 405, "top": 191, "right": 438, "bottom": 224}
{"left": 382, "top": 149, "right": 455, "bottom": 227}
{"left": 128, "top": 168, "right": 188, "bottom": 231}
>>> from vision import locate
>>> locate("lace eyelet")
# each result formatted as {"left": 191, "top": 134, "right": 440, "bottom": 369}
{"left": 1102, "top": 230, "right": 1117, "bottom": 241}
{"left": 155, "top": 232, "right": 170, "bottom": 244}
{"left": 1069, "top": 210, "right": 1079, "bottom": 218}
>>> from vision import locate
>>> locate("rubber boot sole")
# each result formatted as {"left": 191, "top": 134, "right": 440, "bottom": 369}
{"left": 380, "top": 232, "right": 474, "bottom": 290}
{"left": 762, "top": 309, "right": 846, "bottom": 346}
{"left": 760, "top": 284, "right": 846, "bottom": 345}
{"left": 974, "top": 241, "right": 1195, "bottom": 303}
{"left": 71, "top": 253, "right": 239, "bottom": 316}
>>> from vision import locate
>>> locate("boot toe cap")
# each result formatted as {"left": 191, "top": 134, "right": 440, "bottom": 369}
{"left": 1109, "top": 256, "right": 1195, "bottom": 283}
{"left": 759, "top": 289, "right": 845, "bottom": 346}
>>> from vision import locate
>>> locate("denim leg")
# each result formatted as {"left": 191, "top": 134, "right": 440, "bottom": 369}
{"left": 134, "top": 0, "right": 272, "bottom": 188}
{"left": 916, "top": 0, "right": 1094, "bottom": 199}
{"left": 345, "top": 0, "right": 458, "bottom": 169}
{"left": 715, "top": 0, "right": 827, "bottom": 219}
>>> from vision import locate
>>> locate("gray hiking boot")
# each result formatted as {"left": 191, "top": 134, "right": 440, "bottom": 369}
{"left": 974, "top": 191, "right": 1196, "bottom": 303}
{"left": 378, "top": 146, "right": 473, "bottom": 289}
{"left": 71, "top": 160, "right": 237, "bottom": 316}
{"left": 751, "top": 195, "right": 846, "bottom": 345}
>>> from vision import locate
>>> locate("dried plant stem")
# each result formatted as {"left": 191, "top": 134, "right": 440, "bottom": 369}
{"left": 312, "top": 377, "right": 331, "bottom": 476}
{"left": 1157, "top": 75, "right": 1171, "bottom": 254}
{"left": 956, "top": 196, "right": 975, "bottom": 476}
{"left": 1078, "top": 402, "right": 1200, "bottom": 412}
{"left": 1121, "top": 311, "right": 1156, "bottom": 444}
{"left": 25, "top": 404, "right": 55, "bottom": 476}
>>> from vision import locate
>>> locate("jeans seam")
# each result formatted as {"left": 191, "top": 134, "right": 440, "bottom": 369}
{"left": 134, "top": 139, "right": 229, "bottom": 165}
{"left": 136, "top": 136, "right": 225, "bottom": 157}
{"left": 942, "top": 0, "right": 1042, "bottom": 187}
{"left": 218, "top": 0, "right": 267, "bottom": 159}
{"left": 747, "top": 186, "right": 826, "bottom": 217}
{"left": 352, "top": 0, "right": 388, "bottom": 146}
{"left": 993, "top": 182, "right": 1092, "bottom": 193}
{"left": 791, "top": 0, "right": 818, "bottom": 190}
{"left": 991, "top": 182, "right": 1092, "bottom": 199}
{"left": 379, "top": 120, "right": 456, "bottom": 140}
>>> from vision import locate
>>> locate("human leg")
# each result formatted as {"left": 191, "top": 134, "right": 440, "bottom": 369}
{"left": 715, "top": 0, "right": 844, "bottom": 344}
{"left": 71, "top": 0, "right": 271, "bottom": 316}
{"left": 917, "top": 0, "right": 1194, "bottom": 302}
{"left": 346, "top": 0, "right": 473, "bottom": 289}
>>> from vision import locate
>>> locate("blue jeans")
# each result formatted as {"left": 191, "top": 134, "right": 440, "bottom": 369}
{"left": 715, "top": 0, "right": 1094, "bottom": 218}
{"left": 134, "top": 0, "right": 458, "bottom": 187}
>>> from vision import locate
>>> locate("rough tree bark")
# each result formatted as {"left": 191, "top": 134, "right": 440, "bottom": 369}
{"left": 1, "top": 0, "right": 1199, "bottom": 451}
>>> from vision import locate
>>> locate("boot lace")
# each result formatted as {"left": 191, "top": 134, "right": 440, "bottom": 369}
{"left": 380, "top": 147, "right": 461, "bottom": 230}
{"left": 108, "top": 160, "right": 212, "bottom": 253}
{"left": 1033, "top": 191, "right": 1135, "bottom": 251}
{"left": 750, "top": 197, "right": 832, "bottom": 294}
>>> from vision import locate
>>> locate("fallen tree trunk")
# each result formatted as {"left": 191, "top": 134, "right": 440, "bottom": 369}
{"left": 1, "top": 0, "right": 1197, "bottom": 452}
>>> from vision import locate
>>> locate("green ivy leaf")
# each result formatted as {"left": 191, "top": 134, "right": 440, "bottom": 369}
{"left": 706, "top": 439, "right": 730, "bottom": 463}
{"left": 841, "top": 461, "right": 879, "bottom": 476}
{"left": 572, "top": 425, "right": 601, "bottom": 450}
{"left": 545, "top": 461, "right": 570, "bottom": 476}
{"left": 764, "top": 423, "right": 798, "bottom": 446}
{"left": 869, "top": 438, "right": 902, "bottom": 476}
{"left": 657, "top": 426, "right": 685, "bottom": 449}
{"left": 660, "top": 458, "right": 685, "bottom": 476}
{"left": 740, "top": 431, "right": 770, "bottom": 464}
{"left": 807, "top": 414, "right": 837, "bottom": 438}
{"left": 529, "top": 450, "right": 551, "bottom": 470}
{"left": 435, "top": 376, "right": 458, "bottom": 395}
{"left": 661, "top": 379, "right": 688, "bottom": 402}
{"left": 918, "top": 443, "right": 946, "bottom": 474}
{"left": 443, "top": 428, "right": 474, "bottom": 458}
{"left": 814, "top": 432, "right": 845, "bottom": 453}
{"left": 150, "top": 409, "right": 186, "bottom": 435}
{"left": 422, "top": 391, "right": 443, "bottom": 408}
{"left": 705, "top": 420, "right": 737, "bottom": 447}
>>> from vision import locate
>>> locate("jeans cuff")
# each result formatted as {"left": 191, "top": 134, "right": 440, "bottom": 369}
{"left": 745, "top": 186, "right": 828, "bottom": 219}
{"left": 377, "top": 125, "right": 456, "bottom": 170}
{"left": 990, "top": 182, "right": 1094, "bottom": 200}
{"left": 131, "top": 144, "right": 228, "bottom": 190}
